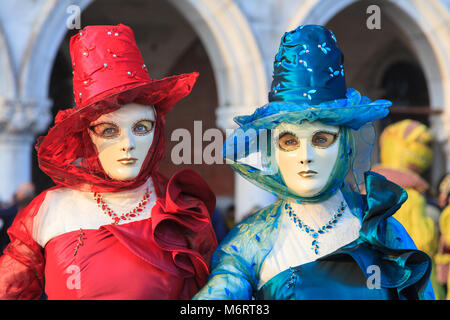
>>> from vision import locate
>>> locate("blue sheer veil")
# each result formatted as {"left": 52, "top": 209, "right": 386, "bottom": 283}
{"left": 223, "top": 114, "right": 377, "bottom": 216}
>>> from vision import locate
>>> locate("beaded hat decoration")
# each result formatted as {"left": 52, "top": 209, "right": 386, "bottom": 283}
{"left": 69, "top": 23, "right": 198, "bottom": 114}
{"left": 234, "top": 25, "right": 391, "bottom": 132}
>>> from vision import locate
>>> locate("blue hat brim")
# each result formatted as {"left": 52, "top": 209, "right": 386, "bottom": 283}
{"left": 234, "top": 88, "right": 391, "bottom": 131}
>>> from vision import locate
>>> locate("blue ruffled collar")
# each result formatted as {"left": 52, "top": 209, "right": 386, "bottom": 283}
{"left": 253, "top": 171, "right": 430, "bottom": 295}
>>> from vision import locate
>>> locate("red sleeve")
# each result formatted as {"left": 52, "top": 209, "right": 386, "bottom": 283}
{"left": 0, "top": 188, "right": 57, "bottom": 299}
{"left": 151, "top": 169, "right": 218, "bottom": 298}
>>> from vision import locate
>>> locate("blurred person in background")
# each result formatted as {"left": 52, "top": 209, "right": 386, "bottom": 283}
{"left": 436, "top": 173, "right": 450, "bottom": 299}
{"left": 0, "top": 182, "right": 35, "bottom": 255}
{"left": 223, "top": 204, "right": 236, "bottom": 232}
{"left": 211, "top": 208, "right": 228, "bottom": 243}
{"left": 372, "top": 119, "right": 445, "bottom": 299}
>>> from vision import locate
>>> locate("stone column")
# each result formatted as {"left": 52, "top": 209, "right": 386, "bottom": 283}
{"left": 216, "top": 105, "right": 277, "bottom": 223}
{"left": 0, "top": 96, "right": 51, "bottom": 204}
{"left": 441, "top": 111, "right": 450, "bottom": 172}
{"left": 167, "top": 0, "right": 275, "bottom": 222}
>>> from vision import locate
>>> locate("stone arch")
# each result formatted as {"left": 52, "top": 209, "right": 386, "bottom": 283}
{"left": 168, "top": 0, "right": 268, "bottom": 130}
{"left": 18, "top": 0, "right": 270, "bottom": 220}
{"left": 287, "top": 0, "right": 448, "bottom": 110}
{"left": 286, "top": 0, "right": 450, "bottom": 171}
{"left": 167, "top": 0, "right": 272, "bottom": 221}
{"left": 0, "top": 22, "right": 20, "bottom": 203}
{"left": 17, "top": 0, "right": 93, "bottom": 136}
{"left": 23, "top": 0, "right": 268, "bottom": 129}
{"left": 0, "top": 22, "right": 16, "bottom": 99}
{"left": 20, "top": 0, "right": 92, "bottom": 111}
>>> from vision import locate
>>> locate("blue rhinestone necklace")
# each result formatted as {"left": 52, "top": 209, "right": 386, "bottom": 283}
{"left": 284, "top": 201, "right": 346, "bottom": 255}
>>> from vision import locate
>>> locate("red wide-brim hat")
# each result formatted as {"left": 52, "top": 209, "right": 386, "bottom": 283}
{"left": 36, "top": 24, "right": 198, "bottom": 192}
{"left": 52, "top": 23, "right": 198, "bottom": 127}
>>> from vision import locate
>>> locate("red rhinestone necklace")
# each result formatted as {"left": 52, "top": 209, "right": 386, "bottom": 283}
{"left": 93, "top": 186, "right": 152, "bottom": 225}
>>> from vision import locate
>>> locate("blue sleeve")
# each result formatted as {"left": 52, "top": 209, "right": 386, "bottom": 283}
{"left": 385, "top": 217, "right": 435, "bottom": 300}
{"left": 194, "top": 203, "right": 282, "bottom": 300}
{"left": 193, "top": 246, "right": 254, "bottom": 300}
{"left": 193, "top": 228, "right": 256, "bottom": 300}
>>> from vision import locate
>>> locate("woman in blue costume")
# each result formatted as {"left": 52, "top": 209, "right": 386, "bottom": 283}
{"left": 194, "top": 25, "right": 435, "bottom": 300}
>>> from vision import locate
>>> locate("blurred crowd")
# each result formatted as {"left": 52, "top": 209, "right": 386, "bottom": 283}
{"left": 435, "top": 173, "right": 450, "bottom": 300}
{"left": 370, "top": 119, "right": 449, "bottom": 299}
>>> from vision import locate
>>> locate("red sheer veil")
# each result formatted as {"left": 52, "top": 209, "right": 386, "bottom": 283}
{"left": 36, "top": 73, "right": 198, "bottom": 195}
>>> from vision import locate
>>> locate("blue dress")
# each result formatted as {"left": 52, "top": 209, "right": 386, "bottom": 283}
{"left": 194, "top": 172, "right": 434, "bottom": 300}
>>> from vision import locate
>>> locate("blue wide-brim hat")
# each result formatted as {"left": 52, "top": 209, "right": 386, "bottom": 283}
{"left": 234, "top": 25, "right": 391, "bottom": 131}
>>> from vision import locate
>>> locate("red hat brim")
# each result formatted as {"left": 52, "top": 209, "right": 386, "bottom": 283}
{"left": 53, "top": 71, "right": 198, "bottom": 129}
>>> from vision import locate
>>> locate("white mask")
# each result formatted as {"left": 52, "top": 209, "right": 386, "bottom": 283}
{"left": 274, "top": 121, "right": 340, "bottom": 197}
{"left": 88, "top": 103, "right": 156, "bottom": 181}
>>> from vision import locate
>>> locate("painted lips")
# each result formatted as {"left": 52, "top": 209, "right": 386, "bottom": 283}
{"left": 117, "top": 158, "right": 138, "bottom": 165}
{"left": 298, "top": 170, "right": 318, "bottom": 178}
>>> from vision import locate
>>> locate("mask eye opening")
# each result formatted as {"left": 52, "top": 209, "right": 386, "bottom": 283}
{"left": 132, "top": 119, "right": 155, "bottom": 136}
{"left": 311, "top": 130, "right": 339, "bottom": 148}
{"left": 89, "top": 121, "right": 121, "bottom": 139}
{"left": 278, "top": 131, "right": 300, "bottom": 152}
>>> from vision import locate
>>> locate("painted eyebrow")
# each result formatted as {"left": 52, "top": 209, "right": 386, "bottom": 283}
{"left": 89, "top": 117, "right": 155, "bottom": 127}
{"left": 89, "top": 120, "right": 118, "bottom": 128}
{"left": 312, "top": 129, "right": 339, "bottom": 135}
{"left": 132, "top": 118, "right": 155, "bottom": 124}
{"left": 278, "top": 130, "right": 298, "bottom": 137}
{"left": 277, "top": 128, "right": 339, "bottom": 137}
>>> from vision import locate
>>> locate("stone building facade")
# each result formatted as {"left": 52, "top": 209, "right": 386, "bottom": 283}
{"left": 0, "top": 0, "right": 449, "bottom": 221}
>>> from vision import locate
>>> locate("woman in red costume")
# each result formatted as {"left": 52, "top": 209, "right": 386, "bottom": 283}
{"left": 0, "top": 24, "right": 217, "bottom": 300}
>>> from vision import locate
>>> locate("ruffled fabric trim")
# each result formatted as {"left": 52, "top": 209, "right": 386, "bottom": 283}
{"left": 332, "top": 172, "right": 432, "bottom": 298}
{"left": 150, "top": 169, "right": 217, "bottom": 285}
{"left": 234, "top": 88, "right": 391, "bottom": 131}
{"left": 105, "top": 169, "right": 217, "bottom": 283}
{"left": 93, "top": 169, "right": 217, "bottom": 299}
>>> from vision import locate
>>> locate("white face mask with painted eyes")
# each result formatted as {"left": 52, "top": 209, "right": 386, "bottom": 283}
{"left": 88, "top": 103, "right": 156, "bottom": 181}
{"left": 274, "top": 121, "right": 340, "bottom": 197}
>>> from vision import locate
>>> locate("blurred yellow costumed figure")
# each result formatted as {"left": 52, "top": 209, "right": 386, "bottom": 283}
{"left": 436, "top": 174, "right": 450, "bottom": 299}
{"left": 373, "top": 119, "right": 444, "bottom": 299}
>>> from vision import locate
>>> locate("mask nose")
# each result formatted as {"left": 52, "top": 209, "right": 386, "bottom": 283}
{"left": 120, "top": 130, "right": 136, "bottom": 152}
{"left": 121, "top": 145, "right": 135, "bottom": 152}
{"left": 298, "top": 139, "right": 314, "bottom": 165}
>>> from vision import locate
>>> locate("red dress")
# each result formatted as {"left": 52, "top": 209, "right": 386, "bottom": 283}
{"left": 0, "top": 170, "right": 217, "bottom": 300}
